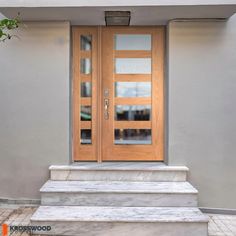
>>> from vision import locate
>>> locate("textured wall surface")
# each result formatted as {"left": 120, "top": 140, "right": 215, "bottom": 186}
{"left": 1, "top": 0, "right": 236, "bottom": 6}
{"left": 168, "top": 15, "right": 236, "bottom": 209}
{"left": 0, "top": 16, "right": 236, "bottom": 210}
{"left": 0, "top": 22, "right": 70, "bottom": 199}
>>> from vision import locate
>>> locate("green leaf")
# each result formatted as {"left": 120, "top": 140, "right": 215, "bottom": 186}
{"left": 0, "top": 17, "right": 20, "bottom": 41}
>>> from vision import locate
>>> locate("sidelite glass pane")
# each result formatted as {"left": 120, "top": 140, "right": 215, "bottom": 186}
{"left": 81, "top": 129, "right": 91, "bottom": 144}
{"left": 80, "top": 35, "right": 92, "bottom": 51}
{"left": 115, "top": 34, "right": 151, "bottom": 50}
{"left": 115, "top": 105, "right": 151, "bottom": 121}
{"left": 81, "top": 82, "right": 92, "bottom": 97}
{"left": 115, "top": 82, "right": 151, "bottom": 97}
{"left": 80, "top": 106, "right": 91, "bottom": 121}
{"left": 114, "top": 129, "right": 151, "bottom": 145}
{"left": 80, "top": 58, "right": 91, "bottom": 74}
{"left": 115, "top": 58, "right": 151, "bottom": 74}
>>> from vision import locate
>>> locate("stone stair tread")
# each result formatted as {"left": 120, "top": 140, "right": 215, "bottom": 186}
{"left": 31, "top": 206, "right": 208, "bottom": 223}
{"left": 40, "top": 180, "right": 197, "bottom": 194}
{"left": 49, "top": 163, "right": 189, "bottom": 171}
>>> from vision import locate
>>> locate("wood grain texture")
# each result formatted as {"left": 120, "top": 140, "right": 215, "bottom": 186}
{"left": 80, "top": 74, "right": 92, "bottom": 82}
{"left": 114, "top": 50, "right": 151, "bottom": 58}
{"left": 115, "top": 97, "right": 151, "bottom": 105}
{"left": 115, "top": 121, "right": 151, "bottom": 129}
{"left": 80, "top": 50, "right": 91, "bottom": 58}
{"left": 73, "top": 26, "right": 165, "bottom": 162}
{"left": 81, "top": 121, "right": 92, "bottom": 129}
{"left": 72, "top": 27, "right": 98, "bottom": 161}
{"left": 81, "top": 98, "right": 92, "bottom": 105}
{"left": 115, "top": 74, "right": 151, "bottom": 82}
{"left": 72, "top": 28, "right": 80, "bottom": 161}
{"left": 102, "top": 27, "right": 164, "bottom": 161}
{"left": 96, "top": 26, "right": 102, "bottom": 163}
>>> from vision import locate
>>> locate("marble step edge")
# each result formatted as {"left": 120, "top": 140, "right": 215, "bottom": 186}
{"left": 40, "top": 180, "right": 198, "bottom": 194}
{"left": 31, "top": 206, "right": 209, "bottom": 223}
{"left": 49, "top": 165, "right": 189, "bottom": 172}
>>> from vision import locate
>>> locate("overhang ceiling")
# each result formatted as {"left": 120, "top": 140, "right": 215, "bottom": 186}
{"left": 1, "top": 3, "right": 236, "bottom": 25}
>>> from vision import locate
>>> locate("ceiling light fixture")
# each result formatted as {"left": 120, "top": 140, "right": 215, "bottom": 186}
{"left": 105, "top": 11, "right": 131, "bottom": 26}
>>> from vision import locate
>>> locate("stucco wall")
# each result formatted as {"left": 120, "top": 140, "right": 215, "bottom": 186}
{"left": 0, "top": 22, "right": 70, "bottom": 200}
{"left": 168, "top": 15, "right": 236, "bottom": 209}
{"left": 0, "top": 17, "right": 236, "bottom": 209}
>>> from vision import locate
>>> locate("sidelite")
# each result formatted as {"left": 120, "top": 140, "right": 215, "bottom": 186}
{"left": 73, "top": 26, "right": 164, "bottom": 161}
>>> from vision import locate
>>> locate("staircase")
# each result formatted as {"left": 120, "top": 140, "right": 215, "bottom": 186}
{"left": 31, "top": 162, "right": 209, "bottom": 236}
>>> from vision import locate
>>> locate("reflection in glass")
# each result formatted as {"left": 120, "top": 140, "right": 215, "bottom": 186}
{"left": 81, "top": 129, "right": 92, "bottom": 144}
{"left": 115, "top": 58, "right": 151, "bottom": 74}
{"left": 115, "top": 105, "right": 151, "bottom": 121}
{"left": 80, "top": 35, "right": 92, "bottom": 51}
{"left": 80, "top": 106, "right": 91, "bottom": 121}
{"left": 115, "top": 129, "right": 151, "bottom": 145}
{"left": 81, "top": 82, "right": 92, "bottom": 97}
{"left": 115, "top": 82, "right": 151, "bottom": 97}
{"left": 80, "top": 58, "right": 91, "bottom": 74}
{"left": 115, "top": 34, "right": 151, "bottom": 50}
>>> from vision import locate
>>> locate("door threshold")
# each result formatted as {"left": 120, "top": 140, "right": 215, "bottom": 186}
{"left": 70, "top": 162, "right": 166, "bottom": 169}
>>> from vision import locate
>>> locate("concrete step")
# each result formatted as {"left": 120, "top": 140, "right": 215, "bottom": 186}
{"left": 40, "top": 180, "right": 198, "bottom": 207}
{"left": 31, "top": 206, "right": 208, "bottom": 236}
{"left": 50, "top": 163, "right": 188, "bottom": 182}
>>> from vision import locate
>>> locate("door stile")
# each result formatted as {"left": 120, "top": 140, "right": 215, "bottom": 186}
{"left": 151, "top": 28, "right": 165, "bottom": 159}
{"left": 155, "top": 28, "right": 165, "bottom": 160}
{"left": 72, "top": 28, "right": 80, "bottom": 161}
{"left": 101, "top": 27, "right": 115, "bottom": 160}
{"left": 96, "top": 26, "right": 102, "bottom": 163}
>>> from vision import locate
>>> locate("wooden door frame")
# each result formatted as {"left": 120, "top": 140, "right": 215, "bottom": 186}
{"left": 72, "top": 27, "right": 99, "bottom": 161}
{"left": 72, "top": 26, "right": 165, "bottom": 162}
{"left": 101, "top": 26, "right": 164, "bottom": 161}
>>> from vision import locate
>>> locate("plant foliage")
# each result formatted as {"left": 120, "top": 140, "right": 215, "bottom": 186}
{"left": 0, "top": 17, "right": 20, "bottom": 41}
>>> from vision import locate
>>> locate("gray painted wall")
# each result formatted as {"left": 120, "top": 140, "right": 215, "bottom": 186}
{"left": 168, "top": 15, "right": 236, "bottom": 209}
{"left": 1, "top": 0, "right": 236, "bottom": 7}
{"left": 0, "top": 22, "right": 70, "bottom": 200}
{"left": 0, "top": 16, "right": 236, "bottom": 209}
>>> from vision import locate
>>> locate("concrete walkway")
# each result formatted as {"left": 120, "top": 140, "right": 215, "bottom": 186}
{"left": 0, "top": 206, "right": 236, "bottom": 236}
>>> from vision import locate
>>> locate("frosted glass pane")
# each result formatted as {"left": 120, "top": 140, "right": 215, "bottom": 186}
{"left": 115, "top": 82, "right": 151, "bottom": 97}
{"left": 115, "top": 34, "right": 151, "bottom": 50}
{"left": 80, "top": 58, "right": 91, "bottom": 74}
{"left": 115, "top": 58, "right": 151, "bottom": 74}
{"left": 115, "top": 105, "right": 151, "bottom": 121}
{"left": 115, "top": 129, "right": 151, "bottom": 145}
{"left": 80, "top": 106, "right": 91, "bottom": 121}
{"left": 80, "top": 35, "right": 92, "bottom": 51}
{"left": 81, "top": 130, "right": 91, "bottom": 145}
{"left": 81, "top": 82, "right": 92, "bottom": 97}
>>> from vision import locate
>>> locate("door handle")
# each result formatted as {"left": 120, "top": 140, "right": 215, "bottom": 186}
{"left": 104, "top": 98, "right": 109, "bottom": 120}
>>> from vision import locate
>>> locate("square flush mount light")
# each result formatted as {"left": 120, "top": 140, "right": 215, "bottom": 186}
{"left": 105, "top": 11, "right": 131, "bottom": 26}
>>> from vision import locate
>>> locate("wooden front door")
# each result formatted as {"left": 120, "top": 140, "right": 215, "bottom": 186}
{"left": 73, "top": 27, "right": 164, "bottom": 161}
